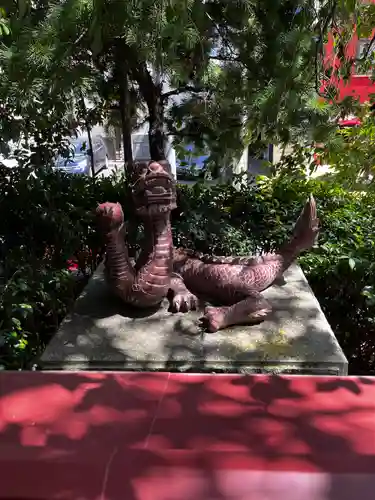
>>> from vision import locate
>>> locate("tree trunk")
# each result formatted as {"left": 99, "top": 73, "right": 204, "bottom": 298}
{"left": 125, "top": 45, "right": 166, "bottom": 162}
{"left": 115, "top": 43, "right": 133, "bottom": 172}
{"left": 80, "top": 95, "right": 95, "bottom": 178}
{"left": 86, "top": 123, "right": 95, "bottom": 178}
{"left": 148, "top": 84, "right": 166, "bottom": 161}
{"left": 118, "top": 70, "right": 133, "bottom": 170}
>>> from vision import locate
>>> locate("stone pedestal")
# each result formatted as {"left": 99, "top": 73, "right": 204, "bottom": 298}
{"left": 40, "top": 264, "right": 348, "bottom": 375}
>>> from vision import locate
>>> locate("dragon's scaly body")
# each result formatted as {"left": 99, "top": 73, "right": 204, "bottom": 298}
{"left": 97, "top": 161, "right": 319, "bottom": 332}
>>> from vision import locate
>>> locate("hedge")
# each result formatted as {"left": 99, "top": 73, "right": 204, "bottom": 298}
{"left": 1, "top": 165, "right": 375, "bottom": 374}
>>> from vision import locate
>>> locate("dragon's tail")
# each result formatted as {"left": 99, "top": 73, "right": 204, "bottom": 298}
{"left": 290, "top": 194, "right": 320, "bottom": 252}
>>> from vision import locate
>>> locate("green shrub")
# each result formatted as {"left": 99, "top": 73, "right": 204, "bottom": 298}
{"left": 318, "top": 103, "right": 375, "bottom": 189}
{"left": 0, "top": 165, "right": 125, "bottom": 369}
{"left": 1, "top": 166, "right": 375, "bottom": 374}
{"left": 173, "top": 176, "right": 375, "bottom": 374}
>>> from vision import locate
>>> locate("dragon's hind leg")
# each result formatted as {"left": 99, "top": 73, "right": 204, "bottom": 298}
{"left": 202, "top": 292, "right": 271, "bottom": 333}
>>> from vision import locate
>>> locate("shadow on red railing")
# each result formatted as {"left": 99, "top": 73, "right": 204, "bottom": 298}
{"left": 0, "top": 372, "right": 375, "bottom": 499}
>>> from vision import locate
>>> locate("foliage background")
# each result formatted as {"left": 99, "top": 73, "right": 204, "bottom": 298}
{"left": 1, "top": 167, "right": 375, "bottom": 374}
{"left": 1, "top": 0, "right": 375, "bottom": 377}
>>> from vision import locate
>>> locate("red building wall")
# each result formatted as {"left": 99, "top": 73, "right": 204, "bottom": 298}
{"left": 324, "top": 10, "right": 375, "bottom": 103}
{"left": 324, "top": 37, "right": 375, "bottom": 103}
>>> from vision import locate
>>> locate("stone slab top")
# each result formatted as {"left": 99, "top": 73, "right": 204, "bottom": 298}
{"left": 0, "top": 371, "right": 375, "bottom": 499}
{"left": 40, "top": 263, "right": 348, "bottom": 374}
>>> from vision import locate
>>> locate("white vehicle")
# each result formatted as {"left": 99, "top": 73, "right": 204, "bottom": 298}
{"left": 54, "top": 136, "right": 109, "bottom": 176}
{"left": 0, "top": 156, "right": 18, "bottom": 168}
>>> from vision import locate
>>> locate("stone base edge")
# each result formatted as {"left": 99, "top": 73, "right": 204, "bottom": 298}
{"left": 40, "top": 360, "right": 347, "bottom": 376}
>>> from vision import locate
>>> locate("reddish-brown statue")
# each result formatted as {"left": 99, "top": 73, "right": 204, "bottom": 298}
{"left": 96, "top": 161, "right": 176, "bottom": 308}
{"left": 96, "top": 161, "right": 319, "bottom": 332}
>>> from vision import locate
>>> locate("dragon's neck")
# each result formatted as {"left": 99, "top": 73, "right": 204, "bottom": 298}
{"left": 135, "top": 216, "right": 173, "bottom": 272}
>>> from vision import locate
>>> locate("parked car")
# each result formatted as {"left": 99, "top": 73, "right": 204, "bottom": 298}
{"left": 54, "top": 135, "right": 109, "bottom": 176}
{"left": 0, "top": 156, "right": 18, "bottom": 168}
{"left": 176, "top": 144, "right": 209, "bottom": 180}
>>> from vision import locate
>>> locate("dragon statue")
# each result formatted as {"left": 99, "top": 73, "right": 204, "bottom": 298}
{"left": 96, "top": 160, "right": 319, "bottom": 332}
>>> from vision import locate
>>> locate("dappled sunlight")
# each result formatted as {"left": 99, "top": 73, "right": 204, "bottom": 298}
{"left": 0, "top": 372, "right": 375, "bottom": 498}
{"left": 40, "top": 264, "right": 347, "bottom": 377}
{"left": 198, "top": 399, "right": 250, "bottom": 418}
{"left": 2, "top": 1, "right": 375, "bottom": 499}
{"left": 0, "top": 373, "right": 169, "bottom": 451}
{"left": 0, "top": 382, "right": 101, "bottom": 428}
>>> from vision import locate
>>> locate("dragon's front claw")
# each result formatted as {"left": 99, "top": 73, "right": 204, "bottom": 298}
{"left": 171, "top": 291, "right": 198, "bottom": 313}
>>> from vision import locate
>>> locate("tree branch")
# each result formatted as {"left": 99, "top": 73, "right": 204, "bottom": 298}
{"left": 165, "top": 130, "right": 202, "bottom": 138}
{"left": 205, "top": 10, "right": 242, "bottom": 65}
{"left": 360, "top": 32, "right": 375, "bottom": 62}
{"left": 314, "top": 0, "right": 338, "bottom": 98}
{"left": 161, "top": 85, "right": 211, "bottom": 101}
{"left": 209, "top": 55, "right": 240, "bottom": 62}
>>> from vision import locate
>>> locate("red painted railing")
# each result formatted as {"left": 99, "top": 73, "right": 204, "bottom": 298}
{"left": 0, "top": 372, "right": 374, "bottom": 499}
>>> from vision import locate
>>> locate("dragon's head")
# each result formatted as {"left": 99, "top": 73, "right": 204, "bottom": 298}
{"left": 96, "top": 202, "right": 124, "bottom": 233}
{"left": 130, "top": 160, "right": 177, "bottom": 218}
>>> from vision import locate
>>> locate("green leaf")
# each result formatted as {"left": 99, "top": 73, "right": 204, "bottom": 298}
{"left": 19, "top": 303, "right": 33, "bottom": 310}
{"left": 0, "top": 23, "right": 10, "bottom": 36}
{"left": 11, "top": 317, "right": 22, "bottom": 329}
{"left": 17, "top": 281, "right": 28, "bottom": 292}
{"left": 348, "top": 258, "right": 356, "bottom": 270}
